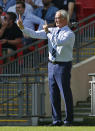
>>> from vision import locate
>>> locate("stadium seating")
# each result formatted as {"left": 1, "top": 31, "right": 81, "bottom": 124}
{"left": 76, "top": 0, "right": 95, "bottom": 21}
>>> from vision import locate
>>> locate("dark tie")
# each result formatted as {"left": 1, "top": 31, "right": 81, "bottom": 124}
{"left": 52, "top": 29, "right": 61, "bottom": 61}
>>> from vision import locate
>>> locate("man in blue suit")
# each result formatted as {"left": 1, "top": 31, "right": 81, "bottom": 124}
{"left": 17, "top": 9, "right": 75, "bottom": 126}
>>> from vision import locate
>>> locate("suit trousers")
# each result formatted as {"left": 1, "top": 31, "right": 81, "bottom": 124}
{"left": 48, "top": 61, "right": 73, "bottom": 124}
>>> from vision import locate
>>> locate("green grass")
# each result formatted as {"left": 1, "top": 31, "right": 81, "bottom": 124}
{"left": 0, "top": 126, "right": 95, "bottom": 131}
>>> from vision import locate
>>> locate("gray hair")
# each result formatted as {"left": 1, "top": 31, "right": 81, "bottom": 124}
{"left": 56, "top": 9, "right": 70, "bottom": 23}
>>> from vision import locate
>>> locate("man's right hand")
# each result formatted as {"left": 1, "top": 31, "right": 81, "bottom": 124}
{"left": 17, "top": 14, "right": 24, "bottom": 30}
{"left": 43, "top": 20, "right": 49, "bottom": 34}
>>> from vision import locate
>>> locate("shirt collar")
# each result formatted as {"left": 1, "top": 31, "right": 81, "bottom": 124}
{"left": 60, "top": 25, "right": 69, "bottom": 30}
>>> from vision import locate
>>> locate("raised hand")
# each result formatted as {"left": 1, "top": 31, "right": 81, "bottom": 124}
{"left": 17, "top": 14, "right": 24, "bottom": 30}
{"left": 43, "top": 20, "right": 49, "bottom": 34}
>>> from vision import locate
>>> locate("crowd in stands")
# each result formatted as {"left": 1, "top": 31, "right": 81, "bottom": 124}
{"left": 1, "top": 0, "right": 88, "bottom": 63}
{"left": 0, "top": 11, "right": 23, "bottom": 61}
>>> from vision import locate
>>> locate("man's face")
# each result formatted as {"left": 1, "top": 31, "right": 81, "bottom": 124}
{"left": 16, "top": 4, "right": 25, "bottom": 15}
{"left": 55, "top": 12, "right": 65, "bottom": 28}
{"left": 3, "top": 14, "right": 11, "bottom": 27}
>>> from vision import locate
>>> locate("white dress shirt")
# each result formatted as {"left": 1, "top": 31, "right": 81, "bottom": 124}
{"left": 16, "top": 11, "right": 45, "bottom": 30}
{"left": 8, "top": 4, "right": 45, "bottom": 30}
{"left": 22, "top": 25, "right": 75, "bottom": 62}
